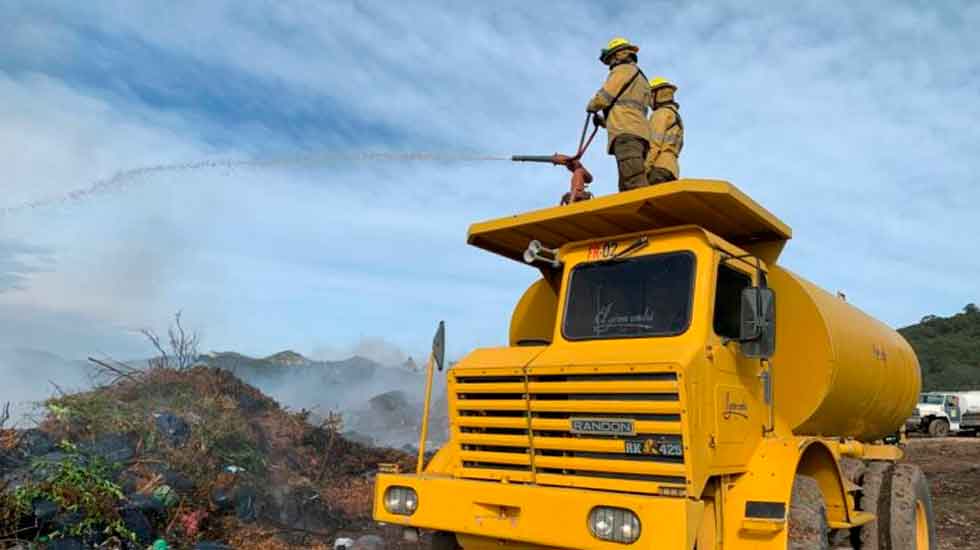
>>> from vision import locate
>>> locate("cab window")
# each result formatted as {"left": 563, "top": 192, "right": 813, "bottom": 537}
{"left": 563, "top": 251, "right": 695, "bottom": 340}
{"left": 714, "top": 264, "right": 752, "bottom": 339}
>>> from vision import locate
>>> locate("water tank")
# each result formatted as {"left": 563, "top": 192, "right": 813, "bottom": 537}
{"left": 769, "top": 266, "right": 921, "bottom": 441}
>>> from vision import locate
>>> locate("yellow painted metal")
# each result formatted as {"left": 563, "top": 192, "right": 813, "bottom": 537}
{"left": 838, "top": 440, "right": 905, "bottom": 462}
{"left": 509, "top": 278, "right": 558, "bottom": 346}
{"left": 695, "top": 488, "right": 719, "bottom": 550}
{"left": 915, "top": 500, "right": 930, "bottom": 549}
{"left": 467, "top": 179, "right": 792, "bottom": 265}
{"left": 796, "top": 439, "right": 850, "bottom": 525}
{"left": 456, "top": 399, "right": 681, "bottom": 414}
{"left": 455, "top": 379, "right": 679, "bottom": 394}
{"left": 534, "top": 455, "right": 686, "bottom": 477}
{"left": 416, "top": 355, "right": 436, "bottom": 475}
{"left": 829, "top": 511, "right": 876, "bottom": 529}
{"left": 373, "top": 180, "right": 924, "bottom": 549}
{"left": 374, "top": 473, "right": 704, "bottom": 550}
{"left": 769, "top": 266, "right": 921, "bottom": 441}
{"left": 455, "top": 416, "right": 682, "bottom": 434}
{"left": 454, "top": 346, "right": 545, "bottom": 370}
{"left": 719, "top": 437, "right": 854, "bottom": 549}
{"left": 424, "top": 445, "right": 456, "bottom": 476}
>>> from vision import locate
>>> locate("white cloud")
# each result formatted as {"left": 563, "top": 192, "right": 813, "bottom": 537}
{"left": 0, "top": 0, "right": 977, "bottom": 385}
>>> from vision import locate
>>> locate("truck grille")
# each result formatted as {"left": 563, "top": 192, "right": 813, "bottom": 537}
{"left": 449, "top": 365, "right": 687, "bottom": 494}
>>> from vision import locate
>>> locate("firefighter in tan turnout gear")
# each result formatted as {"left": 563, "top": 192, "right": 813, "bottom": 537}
{"left": 586, "top": 38, "right": 651, "bottom": 192}
{"left": 645, "top": 77, "right": 684, "bottom": 185}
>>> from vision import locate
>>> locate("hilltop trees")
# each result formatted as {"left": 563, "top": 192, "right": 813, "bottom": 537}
{"left": 901, "top": 303, "right": 980, "bottom": 390}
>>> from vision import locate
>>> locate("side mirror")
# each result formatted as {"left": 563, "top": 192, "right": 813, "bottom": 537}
{"left": 432, "top": 321, "right": 446, "bottom": 371}
{"left": 740, "top": 287, "right": 775, "bottom": 359}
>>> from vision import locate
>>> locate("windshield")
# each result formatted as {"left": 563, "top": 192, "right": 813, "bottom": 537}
{"left": 563, "top": 251, "right": 695, "bottom": 340}
{"left": 920, "top": 394, "right": 945, "bottom": 405}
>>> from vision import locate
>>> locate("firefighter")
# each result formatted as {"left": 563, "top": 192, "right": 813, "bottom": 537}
{"left": 586, "top": 37, "right": 651, "bottom": 192}
{"left": 645, "top": 77, "right": 684, "bottom": 185}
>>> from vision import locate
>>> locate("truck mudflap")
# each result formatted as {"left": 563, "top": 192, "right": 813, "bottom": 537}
{"left": 373, "top": 473, "right": 704, "bottom": 550}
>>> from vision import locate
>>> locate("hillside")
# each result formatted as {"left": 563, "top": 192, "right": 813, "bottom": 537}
{"left": 899, "top": 304, "right": 980, "bottom": 391}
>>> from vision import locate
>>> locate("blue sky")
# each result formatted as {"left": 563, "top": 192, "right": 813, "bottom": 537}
{"left": 1, "top": 1, "right": 978, "bottom": 372}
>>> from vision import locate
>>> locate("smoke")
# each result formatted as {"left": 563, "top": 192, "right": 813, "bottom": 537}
{"left": 0, "top": 328, "right": 447, "bottom": 446}
{"left": 0, "top": 348, "right": 94, "bottom": 427}
{"left": 312, "top": 336, "right": 418, "bottom": 368}
{"left": 0, "top": 152, "right": 508, "bottom": 216}
{"left": 213, "top": 339, "right": 446, "bottom": 449}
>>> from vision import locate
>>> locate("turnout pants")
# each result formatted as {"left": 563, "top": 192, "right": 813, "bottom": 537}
{"left": 646, "top": 167, "right": 677, "bottom": 186}
{"left": 612, "top": 135, "right": 649, "bottom": 192}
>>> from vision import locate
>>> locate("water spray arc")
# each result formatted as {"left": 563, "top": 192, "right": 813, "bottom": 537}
{"left": 1, "top": 152, "right": 508, "bottom": 216}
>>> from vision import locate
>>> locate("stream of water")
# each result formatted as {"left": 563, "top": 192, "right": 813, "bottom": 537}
{"left": 1, "top": 152, "right": 509, "bottom": 215}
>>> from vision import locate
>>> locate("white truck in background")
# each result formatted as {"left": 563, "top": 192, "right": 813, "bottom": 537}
{"left": 959, "top": 393, "right": 980, "bottom": 434}
{"left": 907, "top": 391, "right": 980, "bottom": 436}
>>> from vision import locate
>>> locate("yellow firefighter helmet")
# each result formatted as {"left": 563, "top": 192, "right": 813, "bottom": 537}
{"left": 599, "top": 37, "right": 640, "bottom": 63}
{"left": 649, "top": 76, "right": 677, "bottom": 91}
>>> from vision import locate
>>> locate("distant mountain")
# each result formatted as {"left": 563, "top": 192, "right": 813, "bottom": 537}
{"left": 900, "top": 304, "right": 980, "bottom": 391}
{"left": 263, "top": 350, "right": 310, "bottom": 366}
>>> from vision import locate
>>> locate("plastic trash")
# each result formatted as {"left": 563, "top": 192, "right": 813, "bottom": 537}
{"left": 153, "top": 412, "right": 191, "bottom": 447}
{"left": 153, "top": 484, "right": 179, "bottom": 507}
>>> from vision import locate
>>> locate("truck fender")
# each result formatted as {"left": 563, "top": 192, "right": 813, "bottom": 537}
{"left": 795, "top": 439, "right": 849, "bottom": 526}
{"left": 722, "top": 438, "right": 849, "bottom": 549}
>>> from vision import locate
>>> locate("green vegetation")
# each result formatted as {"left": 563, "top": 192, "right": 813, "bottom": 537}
{"left": 1, "top": 442, "right": 135, "bottom": 542}
{"left": 44, "top": 367, "right": 270, "bottom": 480}
{"left": 900, "top": 304, "right": 980, "bottom": 391}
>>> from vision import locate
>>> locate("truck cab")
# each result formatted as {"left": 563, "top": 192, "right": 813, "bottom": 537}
{"left": 913, "top": 391, "right": 980, "bottom": 436}
{"left": 911, "top": 392, "right": 960, "bottom": 436}
{"left": 373, "top": 180, "right": 933, "bottom": 550}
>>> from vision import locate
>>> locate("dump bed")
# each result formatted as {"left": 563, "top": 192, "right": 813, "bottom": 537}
{"left": 468, "top": 179, "right": 792, "bottom": 264}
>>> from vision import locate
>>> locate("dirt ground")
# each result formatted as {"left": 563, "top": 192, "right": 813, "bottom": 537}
{"left": 904, "top": 436, "right": 980, "bottom": 550}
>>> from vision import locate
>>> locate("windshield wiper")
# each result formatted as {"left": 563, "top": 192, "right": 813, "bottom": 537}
{"left": 606, "top": 236, "right": 649, "bottom": 261}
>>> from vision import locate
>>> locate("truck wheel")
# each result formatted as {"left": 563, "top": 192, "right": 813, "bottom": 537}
{"left": 787, "top": 475, "right": 829, "bottom": 550}
{"left": 840, "top": 457, "right": 867, "bottom": 484}
{"left": 887, "top": 464, "right": 936, "bottom": 550}
{"left": 855, "top": 461, "right": 893, "bottom": 550}
{"left": 926, "top": 418, "right": 949, "bottom": 437}
{"left": 431, "top": 531, "right": 460, "bottom": 550}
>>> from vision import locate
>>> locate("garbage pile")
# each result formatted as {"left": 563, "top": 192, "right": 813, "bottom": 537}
{"left": 0, "top": 366, "right": 414, "bottom": 549}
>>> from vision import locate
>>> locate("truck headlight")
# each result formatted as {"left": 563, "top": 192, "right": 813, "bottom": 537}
{"left": 588, "top": 506, "right": 641, "bottom": 544}
{"left": 383, "top": 486, "right": 418, "bottom": 516}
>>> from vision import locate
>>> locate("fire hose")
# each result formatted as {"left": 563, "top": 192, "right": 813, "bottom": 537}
{"left": 512, "top": 112, "right": 603, "bottom": 205}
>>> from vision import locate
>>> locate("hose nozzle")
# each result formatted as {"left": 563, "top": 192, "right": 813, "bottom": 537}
{"left": 511, "top": 154, "right": 561, "bottom": 164}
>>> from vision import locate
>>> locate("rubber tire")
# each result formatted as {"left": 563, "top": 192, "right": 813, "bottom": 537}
{"left": 887, "top": 463, "right": 937, "bottom": 550}
{"left": 787, "top": 475, "right": 830, "bottom": 550}
{"left": 856, "top": 461, "right": 894, "bottom": 550}
{"left": 431, "top": 532, "right": 460, "bottom": 550}
{"left": 927, "top": 418, "right": 949, "bottom": 437}
{"left": 840, "top": 457, "right": 868, "bottom": 484}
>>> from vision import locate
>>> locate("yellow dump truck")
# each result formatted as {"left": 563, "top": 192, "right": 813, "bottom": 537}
{"left": 373, "top": 180, "right": 934, "bottom": 550}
